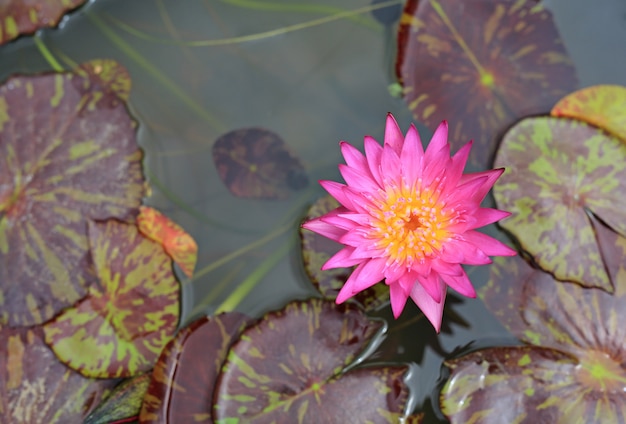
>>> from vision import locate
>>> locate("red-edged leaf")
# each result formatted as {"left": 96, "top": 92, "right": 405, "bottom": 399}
{"left": 85, "top": 373, "right": 151, "bottom": 424}
{"left": 42, "top": 220, "right": 180, "bottom": 378}
{"left": 0, "top": 325, "right": 117, "bottom": 423}
{"left": 441, "top": 346, "right": 579, "bottom": 423}
{"left": 139, "top": 312, "right": 251, "bottom": 424}
{"left": 213, "top": 298, "right": 409, "bottom": 423}
{"left": 0, "top": 70, "right": 145, "bottom": 327}
{"left": 137, "top": 206, "right": 198, "bottom": 278}
{"left": 551, "top": 84, "right": 626, "bottom": 143}
{"left": 0, "top": 0, "right": 86, "bottom": 45}
{"left": 300, "top": 195, "right": 389, "bottom": 312}
{"left": 74, "top": 59, "right": 132, "bottom": 101}
{"left": 493, "top": 116, "right": 626, "bottom": 291}
{"left": 212, "top": 127, "right": 308, "bottom": 200}
{"left": 396, "top": 0, "right": 578, "bottom": 167}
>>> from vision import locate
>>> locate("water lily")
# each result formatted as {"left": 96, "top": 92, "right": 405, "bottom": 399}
{"left": 302, "top": 114, "right": 515, "bottom": 331}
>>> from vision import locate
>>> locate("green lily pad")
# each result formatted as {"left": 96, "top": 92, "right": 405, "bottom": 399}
{"left": 42, "top": 219, "right": 180, "bottom": 378}
{"left": 0, "top": 70, "right": 145, "bottom": 327}
{"left": 213, "top": 298, "right": 409, "bottom": 423}
{"left": 552, "top": 85, "right": 626, "bottom": 143}
{"left": 0, "top": 325, "right": 117, "bottom": 423}
{"left": 396, "top": 0, "right": 578, "bottom": 167}
{"left": 139, "top": 312, "right": 251, "bottom": 424}
{"left": 300, "top": 195, "right": 389, "bottom": 312}
{"left": 0, "top": 0, "right": 87, "bottom": 45}
{"left": 444, "top": 228, "right": 626, "bottom": 422}
{"left": 212, "top": 127, "right": 308, "bottom": 200}
{"left": 493, "top": 116, "right": 626, "bottom": 291}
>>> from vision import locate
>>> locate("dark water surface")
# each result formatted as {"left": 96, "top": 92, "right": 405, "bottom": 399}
{"left": 2, "top": 0, "right": 626, "bottom": 421}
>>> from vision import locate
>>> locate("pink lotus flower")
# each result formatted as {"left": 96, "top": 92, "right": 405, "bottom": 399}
{"left": 302, "top": 114, "right": 515, "bottom": 332}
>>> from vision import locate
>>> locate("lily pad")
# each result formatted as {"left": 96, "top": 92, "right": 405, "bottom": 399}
{"left": 0, "top": 71, "right": 145, "bottom": 327}
{"left": 300, "top": 195, "right": 389, "bottom": 312}
{"left": 396, "top": 0, "right": 578, "bottom": 167}
{"left": 551, "top": 84, "right": 626, "bottom": 143}
{"left": 42, "top": 219, "right": 180, "bottom": 378}
{"left": 139, "top": 312, "right": 251, "bottom": 424}
{"left": 213, "top": 298, "right": 409, "bottom": 423}
{"left": 137, "top": 206, "right": 198, "bottom": 278}
{"left": 212, "top": 127, "right": 308, "bottom": 200}
{"left": 84, "top": 373, "right": 151, "bottom": 424}
{"left": 0, "top": 325, "right": 117, "bottom": 423}
{"left": 0, "top": 0, "right": 87, "bottom": 45}
{"left": 493, "top": 116, "right": 626, "bottom": 291}
{"left": 442, "top": 230, "right": 626, "bottom": 422}
{"left": 74, "top": 59, "right": 133, "bottom": 102}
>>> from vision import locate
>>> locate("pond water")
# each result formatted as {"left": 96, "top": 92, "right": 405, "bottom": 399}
{"left": 2, "top": 0, "right": 626, "bottom": 421}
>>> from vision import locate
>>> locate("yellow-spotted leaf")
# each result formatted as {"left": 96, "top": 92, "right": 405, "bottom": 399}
{"left": 469, "top": 231, "right": 626, "bottom": 421}
{"left": 441, "top": 346, "right": 579, "bottom": 423}
{"left": 300, "top": 195, "right": 389, "bottom": 312}
{"left": 493, "top": 116, "right": 626, "bottom": 291}
{"left": 42, "top": 219, "right": 180, "bottom": 378}
{"left": 0, "top": 71, "right": 145, "bottom": 327}
{"left": 396, "top": 0, "right": 578, "bottom": 167}
{"left": 0, "top": 0, "right": 86, "bottom": 45}
{"left": 139, "top": 312, "right": 251, "bottom": 424}
{"left": 0, "top": 325, "right": 117, "bottom": 423}
{"left": 84, "top": 373, "right": 151, "bottom": 424}
{"left": 551, "top": 85, "right": 626, "bottom": 143}
{"left": 137, "top": 206, "right": 197, "bottom": 278}
{"left": 214, "top": 298, "right": 410, "bottom": 423}
{"left": 74, "top": 59, "right": 132, "bottom": 101}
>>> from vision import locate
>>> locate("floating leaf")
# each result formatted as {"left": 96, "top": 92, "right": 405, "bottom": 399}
{"left": 493, "top": 116, "right": 626, "bottom": 290}
{"left": 452, "top": 232, "right": 626, "bottom": 422}
{"left": 137, "top": 206, "right": 198, "bottom": 278}
{"left": 212, "top": 127, "right": 308, "bottom": 200}
{"left": 396, "top": 0, "right": 578, "bottom": 166}
{"left": 85, "top": 373, "right": 151, "bottom": 424}
{"left": 551, "top": 85, "right": 626, "bottom": 143}
{"left": 139, "top": 312, "right": 251, "bottom": 424}
{"left": 0, "top": 0, "right": 87, "bottom": 45}
{"left": 441, "top": 346, "right": 579, "bottom": 423}
{"left": 43, "top": 219, "right": 180, "bottom": 378}
{"left": 0, "top": 325, "right": 117, "bottom": 423}
{"left": 0, "top": 71, "right": 145, "bottom": 327}
{"left": 214, "top": 298, "right": 409, "bottom": 422}
{"left": 74, "top": 59, "right": 133, "bottom": 101}
{"left": 300, "top": 195, "right": 389, "bottom": 311}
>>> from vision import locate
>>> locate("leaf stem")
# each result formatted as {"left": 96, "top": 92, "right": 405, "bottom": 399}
{"left": 33, "top": 34, "right": 64, "bottom": 72}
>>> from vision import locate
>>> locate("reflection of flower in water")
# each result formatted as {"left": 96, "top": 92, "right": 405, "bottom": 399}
{"left": 302, "top": 113, "right": 514, "bottom": 331}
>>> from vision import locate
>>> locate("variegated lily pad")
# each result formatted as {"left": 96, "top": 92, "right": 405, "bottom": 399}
{"left": 42, "top": 219, "right": 180, "bottom": 378}
{"left": 493, "top": 116, "right": 626, "bottom": 291}
{"left": 0, "top": 325, "right": 117, "bottom": 423}
{"left": 139, "top": 312, "right": 251, "bottom": 424}
{"left": 74, "top": 59, "right": 132, "bottom": 101}
{"left": 0, "top": 0, "right": 87, "bottom": 45}
{"left": 441, "top": 229, "right": 626, "bottom": 422}
{"left": 396, "top": 0, "right": 578, "bottom": 167}
{"left": 84, "top": 373, "right": 151, "bottom": 424}
{"left": 300, "top": 195, "right": 389, "bottom": 312}
{"left": 213, "top": 298, "right": 409, "bottom": 422}
{"left": 137, "top": 206, "right": 198, "bottom": 278}
{"left": 551, "top": 84, "right": 626, "bottom": 143}
{"left": 0, "top": 70, "right": 144, "bottom": 327}
{"left": 212, "top": 127, "right": 308, "bottom": 200}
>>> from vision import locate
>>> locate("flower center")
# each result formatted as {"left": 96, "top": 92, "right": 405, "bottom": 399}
{"left": 369, "top": 179, "right": 455, "bottom": 267}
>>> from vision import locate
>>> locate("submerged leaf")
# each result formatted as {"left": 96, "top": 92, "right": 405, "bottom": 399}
{"left": 494, "top": 116, "right": 626, "bottom": 291}
{"left": 551, "top": 85, "right": 626, "bottom": 143}
{"left": 0, "top": 325, "right": 117, "bottom": 423}
{"left": 139, "top": 312, "right": 251, "bottom": 424}
{"left": 0, "top": 0, "right": 87, "bottom": 45}
{"left": 212, "top": 127, "right": 308, "bottom": 200}
{"left": 43, "top": 220, "right": 180, "bottom": 378}
{"left": 0, "top": 71, "right": 144, "bottom": 327}
{"left": 396, "top": 0, "right": 578, "bottom": 166}
{"left": 85, "top": 373, "right": 151, "bottom": 424}
{"left": 214, "top": 298, "right": 409, "bottom": 423}
{"left": 137, "top": 206, "right": 198, "bottom": 278}
{"left": 300, "top": 195, "right": 389, "bottom": 311}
